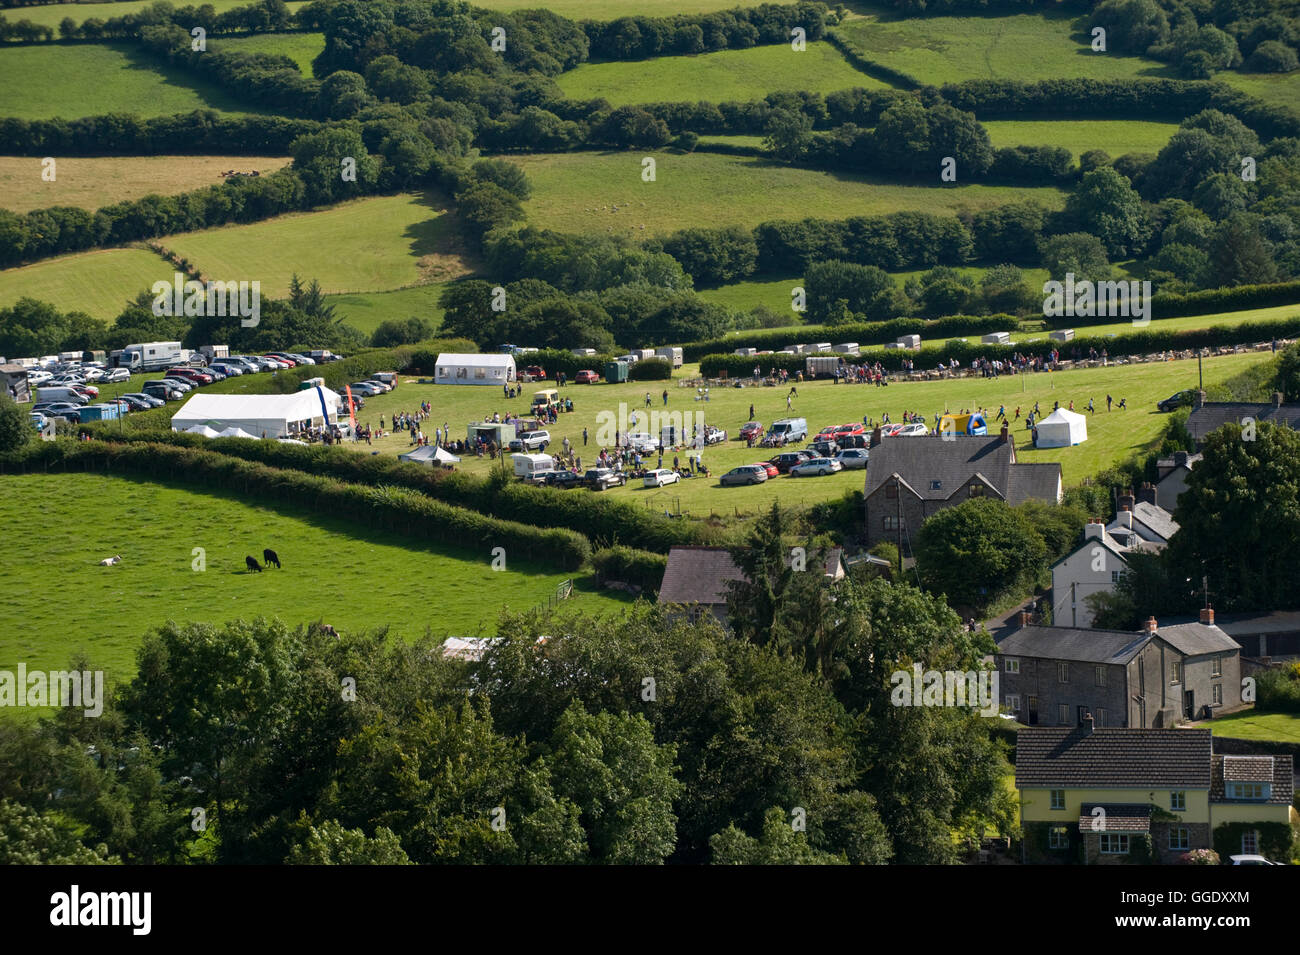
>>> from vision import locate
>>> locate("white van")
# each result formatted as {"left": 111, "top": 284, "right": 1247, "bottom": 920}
{"left": 38, "top": 386, "right": 89, "bottom": 405}
{"left": 512, "top": 453, "right": 554, "bottom": 479}
{"left": 769, "top": 417, "right": 808, "bottom": 442}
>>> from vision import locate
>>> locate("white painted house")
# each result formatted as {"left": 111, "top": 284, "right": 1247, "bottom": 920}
{"left": 1050, "top": 520, "right": 1158, "bottom": 628}
{"left": 434, "top": 353, "right": 516, "bottom": 386}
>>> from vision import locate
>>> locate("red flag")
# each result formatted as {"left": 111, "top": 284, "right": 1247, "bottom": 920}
{"left": 345, "top": 384, "right": 357, "bottom": 432}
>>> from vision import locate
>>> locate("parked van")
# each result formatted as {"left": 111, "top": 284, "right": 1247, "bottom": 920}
{"left": 531, "top": 389, "right": 559, "bottom": 413}
{"left": 512, "top": 453, "right": 555, "bottom": 479}
{"left": 372, "top": 371, "right": 399, "bottom": 389}
{"left": 769, "top": 417, "right": 808, "bottom": 442}
{"left": 37, "top": 386, "right": 89, "bottom": 405}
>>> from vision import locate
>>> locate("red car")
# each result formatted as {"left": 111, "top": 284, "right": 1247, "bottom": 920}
{"left": 833, "top": 423, "right": 865, "bottom": 439}
{"left": 575, "top": 369, "right": 600, "bottom": 384}
{"left": 524, "top": 365, "right": 546, "bottom": 379}
{"left": 167, "top": 368, "right": 214, "bottom": 385}
{"left": 739, "top": 421, "right": 764, "bottom": 440}
{"left": 816, "top": 425, "right": 838, "bottom": 439}
{"left": 752, "top": 461, "right": 780, "bottom": 478}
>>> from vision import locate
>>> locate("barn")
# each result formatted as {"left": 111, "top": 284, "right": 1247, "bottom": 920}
{"left": 434, "top": 353, "right": 516, "bottom": 386}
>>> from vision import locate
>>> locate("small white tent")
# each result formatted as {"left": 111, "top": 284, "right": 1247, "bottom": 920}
{"left": 184, "top": 424, "right": 221, "bottom": 437}
{"left": 399, "top": 444, "right": 460, "bottom": 466}
{"left": 434, "top": 353, "right": 516, "bottom": 386}
{"left": 170, "top": 386, "right": 340, "bottom": 438}
{"left": 1036, "top": 408, "right": 1088, "bottom": 448}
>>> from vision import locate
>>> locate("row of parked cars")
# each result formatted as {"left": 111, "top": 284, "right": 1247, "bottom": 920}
{"left": 717, "top": 417, "right": 916, "bottom": 486}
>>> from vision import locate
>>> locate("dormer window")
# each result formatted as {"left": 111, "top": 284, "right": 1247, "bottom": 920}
{"left": 930, "top": 480, "right": 942, "bottom": 490}
{"left": 1225, "top": 782, "right": 1269, "bottom": 801}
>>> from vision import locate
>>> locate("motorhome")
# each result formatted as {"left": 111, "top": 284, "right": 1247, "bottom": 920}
{"left": 512, "top": 453, "right": 555, "bottom": 479}
{"left": 117, "top": 342, "right": 183, "bottom": 373}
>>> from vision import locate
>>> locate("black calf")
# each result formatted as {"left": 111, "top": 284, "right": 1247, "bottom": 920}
{"left": 263, "top": 548, "right": 280, "bottom": 569}
{"left": 245, "top": 556, "right": 262, "bottom": 573}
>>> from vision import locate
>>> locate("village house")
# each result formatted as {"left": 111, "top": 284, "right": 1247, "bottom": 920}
{"left": 1016, "top": 724, "right": 1294, "bottom": 864}
{"left": 1153, "top": 449, "right": 1201, "bottom": 511}
{"left": 862, "top": 423, "right": 1062, "bottom": 553}
{"left": 1186, "top": 393, "right": 1300, "bottom": 447}
{"left": 1050, "top": 519, "right": 1162, "bottom": 628}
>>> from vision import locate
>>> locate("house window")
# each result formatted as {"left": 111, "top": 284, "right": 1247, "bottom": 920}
{"left": 1169, "top": 827, "right": 1190, "bottom": 850}
{"left": 1242, "top": 831, "right": 1259, "bottom": 854}
{"left": 1170, "top": 660, "right": 1181, "bottom": 684}
{"left": 1096, "top": 708, "right": 1106, "bottom": 726}
{"left": 1057, "top": 703, "right": 1069, "bottom": 724}
{"left": 929, "top": 480, "right": 942, "bottom": 491}
{"left": 1048, "top": 827, "right": 1069, "bottom": 849}
{"left": 1226, "top": 782, "right": 1268, "bottom": 801}
{"left": 1211, "top": 655, "right": 1222, "bottom": 678}
{"left": 1057, "top": 662, "right": 1069, "bottom": 684}
{"left": 1213, "top": 684, "right": 1222, "bottom": 705}
{"left": 1005, "top": 694, "right": 1020, "bottom": 713}
{"left": 885, "top": 484, "right": 898, "bottom": 499}
{"left": 1050, "top": 790, "right": 1065, "bottom": 810}
{"left": 1099, "top": 834, "right": 1130, "bottom": 854}
{"left": 883, "top": 516, "right": 902, "bottom": 531}
{"left": 1095, "top": 666, "right": 1106, "bottom": 687}
{"left": 1111, "top": 570, "right": 1121, "bottom": 583}
{"left": 1004, "top": 658, "right": 1020, "bottom": 674}
{"left": 969, "top": 483, "right": 983, "bottom": 497}
{"left": 1170, "top": 791, "right": 1186, "bottom": 811}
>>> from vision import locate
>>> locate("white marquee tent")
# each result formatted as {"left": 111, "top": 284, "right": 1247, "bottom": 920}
{"left": 170, "top": 386, "right": 341, "bottom": 439}
{"left": 1036, "top": 407, "right": 1088, "bottom": 448}
{"left": 434, "top": 353, "right": 516, "bottom": 386}
{"left": 399, "top": 444, "right": 461, "bottom": 466}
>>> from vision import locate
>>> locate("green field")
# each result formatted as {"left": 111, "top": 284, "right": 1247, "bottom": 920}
{"left": 0, "top": 155, "right": 292, "bottom": 214}
{"left": 272, "top": 349, "right": 1272, "bottom": 516}
{"left": 0, "top": 42, "right": 275, "bottom": 119}
{"left": 163, "top": 191, "right": 471, "bottom": 298}
{"left": 326, "top": 283, "right": 449, "bottom": 337}
{"left": 209, "top": 31, "right": 325, "bottom": 74}
{"left": 0, "top": 246, "right": 172, "bottom": 317}
{"left": 694, "top": 135, "right": 767, "bottom": 151}
{"left": 1220, "top": 70, "right": 1300, "bottom": 118}
{"left": 0, "top": 472, "right": 630, "bottom": 707}
{"left": 1204, "top": 709, "right": 1300, "bottom": 743}
{"left": 3, "top": 0, "right": 309, "bottom": 30}
{"left": 509, "top": 150, "right": 1067, "bottom": 238}
{"left": 834, "top": 9, "right": 1175, "bottom": 86}
{"left": 555, "top": 41, "right": 885, "bottom": 106}
{"left": 982, "top": 119, "right": 1180, "bottom": 158}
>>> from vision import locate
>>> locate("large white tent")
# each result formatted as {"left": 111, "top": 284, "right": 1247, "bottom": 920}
{"left": 434, "top": 353, "right": 516, "bottom": 386}
{"left": 1036, "top": 408, "right": 1088, "bottom": 448}
{"left": 399, "top": 444, "right": 461, "bottom": 466}
{"left": 170, "top": 386, "right": 341, "bottom": 439}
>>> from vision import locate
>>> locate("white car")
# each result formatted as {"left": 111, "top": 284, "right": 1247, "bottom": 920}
{"left": 104, "top": 368, "right": 130, "bottom": 383}
{"left": 791, "top": 457, "right": 843, "bottom": 477}
{"left": 643, "top": 468, "right": 680, "bottom": 488}
{"left": 27, "top": 370, "right": 52, "bottom": 385}
{"left": 81, "top": 366, "right": 107, "bottom": 382}
{"left": 835, "top": 448, "right": 870, "bottom": 470}
{"left": 895, "top": 422, "right": 929, "bottom": 437}
{"left": 1229, "top": 854, "right": 1279, "bottom": 865}
{"left": 625, "top": 432, "right": 659, "bottom": 453}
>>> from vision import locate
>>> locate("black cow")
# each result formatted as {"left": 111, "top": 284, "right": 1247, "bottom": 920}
{"left": 245, "top": 556, "right": 262, "bottom": 573}
{"left": 263, "top": 548, "right": 280, "bottom": 569}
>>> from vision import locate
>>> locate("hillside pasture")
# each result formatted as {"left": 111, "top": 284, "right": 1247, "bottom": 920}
{"left": 209, "top": 31, "right": 325, "bottom": 74}
{"left": 2, "top": 0, "right": 310, "bottom": 30}
{"left": 0, "top": 246, "right": 172, "bottom": 317}
{"left": 326, "top": 283, "right": 449, "bottom": 337}
{"left": 982, "top": 119, "right": 1179, "bottom": 158}
{"left": 0, "top": 155, "right": 292, "bottom": 214}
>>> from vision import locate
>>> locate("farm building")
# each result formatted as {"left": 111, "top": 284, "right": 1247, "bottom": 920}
{"left": 170, "top": 386, "right": 341, "bottom": 438}
{"left": 434, "top": 353, "right": 516, "bottom": 386}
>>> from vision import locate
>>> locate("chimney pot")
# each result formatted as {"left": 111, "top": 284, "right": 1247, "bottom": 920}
{"left": 870, "top": 427, "right": 882, "bottom": 448}
{"left": 1200, "top": 606, "right": 1215, "bottom": 625}
{"left": 1145, "top": 616, "right": 1158, "bottom": 633}
{"left": 1173, "top": 450, "right": 1188, "bottom": 467}
{"left": 1018, "top": 610, "right": 1032, "bottom": 627}
{"left": 1082, "top": 712, "right": 1094, "bottom": 735}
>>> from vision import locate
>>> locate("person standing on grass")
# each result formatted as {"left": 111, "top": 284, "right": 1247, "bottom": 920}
{"left": 749, "top": 403, "right": 755, "bottom": 421}
{"left": 583, "top": 427, "right": 588, "bottom": 446}
{"left": 1087, "top": 398, "right": 1094, "bottom": 414}
{"left": 1106, "top": 394, "right": 1112, "bottom": 412}
{"left": 662, "top": 389, "right": 669, "bottom": 406}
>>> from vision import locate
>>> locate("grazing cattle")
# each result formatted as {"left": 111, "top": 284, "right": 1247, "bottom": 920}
{"left": 263, "top": 548, "right": 280, "bottom": 569}
{"left": 245, "top": 556, "right": 262, "bottom": 573}
{"left": 98, "top": 555, "right": 122, "bottom": 566}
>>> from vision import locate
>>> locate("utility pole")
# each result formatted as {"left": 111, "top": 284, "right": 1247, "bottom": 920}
{"left": 895, "top": 475, "right": 903, "bottom": 557}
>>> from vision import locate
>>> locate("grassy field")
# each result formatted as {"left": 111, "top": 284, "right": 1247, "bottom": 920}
{"left": 209, "top": 31, "right": 325, "bottom": 74}
{"left": 695, "top": 135, "right": 767, "bottom": 151}
{"left": 0, "top": 155, "right": 292, "bottom": 214}
{"left": 326, "top": 283, "right": 448, "bottom": 337}
{"left": 1220, "top": 70, "right": 1300, "bottom": 118}
{"left": 0, "top": 246, "right": 172, "bottom": 317}
{"left": 0, "top": 471, "right": 631, "bottom": 714}
{"left": 1203, "top": 709, "right": 1300, "bottom": 743}
{"left": 555, "top": 41, "right": 886, "bottom": 106}
{"left": 0, "top": 42, "right": 275, "bottom": 119}
{"left": 226, "top": 349, "right": 1274, "bottom": 518}
{"left": 509, "top": 150, "right": 1067, "bottom": 238}
{"left": 982, "top": 120, "right": 1179, "bottom": 158}
{"left": 835, "top": 8, "right": 1176, "bottom": 86}
{"left": 5, "top": 0, "right": 310, "bottom": 29}
{"left": 163, "top": 191, "right": 471, "bottom": 298}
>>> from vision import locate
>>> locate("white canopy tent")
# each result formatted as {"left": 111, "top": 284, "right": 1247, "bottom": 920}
{"left": 1036, "top": 408, "right": 1088, "bottom": 448}
{"left": 184, "top": 424, "right": 221, "bottom": 437}
{"left": 434, "top": 353, "right": 516, "bottom": 386}
{"left": 170, "top": 386, "right": 341, "bottom": 439}
{"left": 400, "top": 444, "right": 461, "bottom": 466}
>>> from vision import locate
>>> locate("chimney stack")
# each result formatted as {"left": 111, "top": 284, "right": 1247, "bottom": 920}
{"left": 1173, "top": 450, "right": 1188, "bottom": 468}
{"left": 1137, "top": 482, "right": 1156, "bottom": 506}
{"left": 1084, "top": 519, "right": 1105, "bottom": 541}
{"left": 870, "top": 427, "right": 882, "bottom": 448}
{"left": 1082, "top": 712, "right": 1094, "bottom": 735}
{"left": 1145, "top": 615, "right": 1158, "bottom": 634}
{"left": 1000, "top": 421, "right": 1009, "bottom": 444}
{"left": 1118, "top": 492, "right": 1135, "bottom": 511}
{"left": 1018, "top": 610, "right": 1032, "bottom": 628}
{"left": 1195, "top": 389, "right": 1206, "bottom": 409}
{"left": 1200, "top": 606, "right": 1215, "bottom": 626}
{"left": 1273, "top": 391, "right": 1284, "bottom": 409}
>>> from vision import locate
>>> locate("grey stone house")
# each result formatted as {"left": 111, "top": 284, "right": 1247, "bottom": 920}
{"left": 1186, "top": 394, "right": 1300, "bottom": 447}
{"left": 657, "top": 545, "right": 844, "bottom": 628}
{"left": 995, "top": 611, "right": 1242, "bottom": 728}
{"left": 862, "top": 424, "right": 1062, "bottom": 553}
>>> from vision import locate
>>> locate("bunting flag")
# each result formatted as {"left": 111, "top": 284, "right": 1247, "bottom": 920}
{"left": 344, "top": 384, "right": 357, "bottom": 432}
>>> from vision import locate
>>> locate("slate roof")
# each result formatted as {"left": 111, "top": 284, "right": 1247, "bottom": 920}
{"left": 1211, "top": 754, "right": 1294, "bottom": 805}
{"left": 863, "top": 434, "right": 1060, "bottom": 504}
{"left": 657, "top": 546, "right": 744, "bottom": 606}
{"left": 1015, "top": 728, "right": 1213, "bottom": 788}
{"left": 1078, "top": 803, "right": 1152, "bottom": 833}
{"left": 1131, "top": 501, "right": 1180, "bottom": 541}
{"left": 1157, "top": 623, "right": 1240, "bottom": 657}
{"left": 1187, "top": 403, "right": 1300, "bottom": 443}
{"left": 1156, "top": 451, "right": 1202, "bottom": 474}
{"left": 996, "top": 625, "right": 1152, "bottom": 664}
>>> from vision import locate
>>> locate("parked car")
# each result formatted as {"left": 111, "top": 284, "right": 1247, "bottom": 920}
{"left": 81, "top": 366, "right": 107, "bottom": 382}
{"left": 1229, "top": 855, "right": 1279, "bottom": 865}
{"left": 833, "top": 423, "right": 864, "bottom": 439}
{"left": 123, "top": 392, "right": 164, "bottom": 408}
{"left": 545, "top": 470, "right": 586, "bottom": 489}
{"left": 513, "top": 430, "right": 551, "bottom": 452}
{"left": 894, "top": 422, "right": 929, "bottom": 437}
{"left": 1157, "top": 389, "right": 1196, "bottom": 413}
{"left": 167, "top": 368, "right": 213, "bottom": 385}
{"left": 29, "top": 412, "right": 49, "bottom": 431}
{"left": 835, "top": 448, "right": 870, "bottom": 470}
{"left": 808, "top": 439, "right": 840, "bottom": 457}
{"left": 753, "top": 461, "right": 780, "bottom": 478}
{"left": 702, "top": 425, "right": 727, "bottom": 445}
{"left": 575, "top": 369, "right": 600, "bottom": 384}
{"left": 142, "top": 381, "right": 184, "bottom": 401}
{"left": 159, "top": 377, "right": 193, "bottom": 393}
{"left": 523, "top": 365, "right": 546, "bottom": 379}
{"left": 772, "top": 450, "right": 815, "bottom": 473}
{"left": 70, "top": 384, "right": 100, "bottom": 400}
{"left": 584, "top": 467, "right": 626, "bottom": 491}
{"left": 111, "top": 395, "right": 152, "bottom": 412}
{"left": 720, "top": 464, "right": 769, "bottom": 486}
{"left": 643, "top": 468, "right": 681, "bottom": 488}
{"left": 209, "top": 362, "right": 242, "bottom": 376}
{"left": 263, "top": 355, "right": 295, "bottom": 368}
{"left": 27, "top": 370, "right": 52, "bottom": 385}
{"left": 791, "top": 457, "right": 843, "bottom": 477}
{"left": 837, "top": 433, "right": 870, "bottom": 449}
{"left": 285, "top": 353, "right": 316, "bottom": 365}
{"left": 350, "top": 382, "right": 383, "bottom": 396}
{"left": 739, "top": 421, "right": 764, "bottom": 441}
